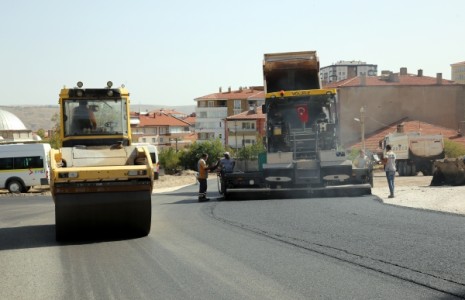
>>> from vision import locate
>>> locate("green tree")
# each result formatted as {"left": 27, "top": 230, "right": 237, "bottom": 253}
{"left": 444, "top": 139, "right": 465, "bottom": 158}
{"left": 236, "top": 139, "right": 266, "bottom": 161}
{"left": 179, "top": 139, "right": 225, "bottom": 171}
{"left": 159, "top": 147, "right": 180, "bottom": 174}
{"left": 48, "top": 113, "right": 62, "bottom": 149}
{"left": 36, "top": 128, "right": 46, "bottom": 140}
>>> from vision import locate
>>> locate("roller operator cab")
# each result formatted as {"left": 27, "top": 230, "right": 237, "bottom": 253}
{"left": 50, "top": 81, "right": 154, "bottom": 241}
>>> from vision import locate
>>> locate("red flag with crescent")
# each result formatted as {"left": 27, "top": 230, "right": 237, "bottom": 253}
{"left": 296, "top": 104, "right": 309, "bottom": 123}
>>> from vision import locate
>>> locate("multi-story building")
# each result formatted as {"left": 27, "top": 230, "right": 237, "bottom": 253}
{"left": 194, "top": 86, "right": 265, "bottom": 144}
{"left": 451, "top": 61, "right": 465, "bottom": 84}
{"left": 320, "top": 61, "right": 377, "bottom": 84}
{"left": 225, "top": 106, "right": 265, "bottom": 149}
{"left": 130, "top": 111, "right": 195, "bottom": 151}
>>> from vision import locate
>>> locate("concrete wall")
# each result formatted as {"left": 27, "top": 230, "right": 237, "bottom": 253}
{"left": 338, "top": 85, "right": 465, "bottom": 146}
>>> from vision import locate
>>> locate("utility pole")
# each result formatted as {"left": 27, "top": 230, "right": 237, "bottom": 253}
{"left": 354, "top": 106, "right": 366, "bottom": 151}
{"left": 360, "top": 106, "right": 365, "bottom": 151}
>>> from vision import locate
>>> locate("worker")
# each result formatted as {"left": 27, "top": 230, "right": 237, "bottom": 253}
{"left": 72, "top": 101, "right": 97, "bottom": 132}
{"left": 216, "top": 152, "right": 235, "bottom": 174}
{"left": 197, "top": 153, "right": 212, "bottom": 202}
{"left": 353, "top": 149, "right": 369, "bottom": 168}
{"left": 384, "top": 144, "right": 397, "bottom": 198}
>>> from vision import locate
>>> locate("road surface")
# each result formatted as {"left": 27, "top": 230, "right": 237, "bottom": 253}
{"left": 1, "top": 184, "right": 465, "bottom": 299}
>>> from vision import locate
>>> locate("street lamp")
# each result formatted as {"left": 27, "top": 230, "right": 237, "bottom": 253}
{"left": 354, "top": 106, "right": 365, "bottom": 151}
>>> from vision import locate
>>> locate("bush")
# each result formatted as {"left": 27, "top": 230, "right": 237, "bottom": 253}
{"left": 236, "top": 140, "right": 266, "bottom": 161}
{"left": 178, "top": 139, "right": 225, "bottom": 171}
{"left": 159, "top": 147, "right": 180, "bottom": 174}
{"left": 444, "top": 139, "right": 465, "bottom": 158}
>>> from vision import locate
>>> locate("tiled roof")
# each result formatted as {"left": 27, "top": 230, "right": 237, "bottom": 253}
{"left": 183, "top": 116, "right": 196, "bottom": 124}
{"left": 226, "top": 106, "right": 265, "bottom": 120}
{"left": 196, "top": 88, "right": 265, "bottom": 100}
{"left": 148, "top": 108, "right": 186, "bottom": 116}
{"left": 451, "top": 61, "right": 465, "bottom": 66}
{"left": 325, "top": 73, "right": 456, "bottom": 88}
{"left": 137, "top": 113, "right": 191, "bottom": 127}
{"left": 348, "top": 119, "right": 465, "bottom": 151}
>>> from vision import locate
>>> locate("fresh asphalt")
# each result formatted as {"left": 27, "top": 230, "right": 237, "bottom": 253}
{"left": 1, "top": 184, "right": 464, "bottom": 299}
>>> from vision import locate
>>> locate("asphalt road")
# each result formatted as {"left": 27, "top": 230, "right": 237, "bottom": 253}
{"left": 1, "top": 184, "right": 465, "bottom": 299}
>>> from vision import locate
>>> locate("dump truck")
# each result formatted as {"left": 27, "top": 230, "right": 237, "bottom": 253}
{"left": 380, "top": 124, "right": 445, "bottom": 176}
{"left": 50, "top": 81, "right": 154, "bottom": 240}
{"left": 218, "top": 51, "right": 372, "bottom": 199}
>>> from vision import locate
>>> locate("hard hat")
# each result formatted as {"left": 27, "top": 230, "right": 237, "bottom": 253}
{"left": 224, "top": 152, "right": 230, "bottom": 156}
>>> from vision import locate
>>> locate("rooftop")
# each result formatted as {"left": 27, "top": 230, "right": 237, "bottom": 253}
{"left": 0, "top": 109, "right": 27, "bottom": 130}
{"left": 196, "top": 87, "right": 265, "bottom": 101}
{"left": 348, "top": 119, "right": 465, "bottom": 151}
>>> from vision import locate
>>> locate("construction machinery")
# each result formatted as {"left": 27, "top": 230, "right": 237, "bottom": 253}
{"left": 380, "top": 124, "right": 445, "bottom": 176}
{"left": 430, "top": 157, "right": 465, "bottom": 186}
{"left": 219, "top": 51, "right": 372, "bottom": 199}
{"left": 50, "top": 81, "right": 154, "bottom": 240}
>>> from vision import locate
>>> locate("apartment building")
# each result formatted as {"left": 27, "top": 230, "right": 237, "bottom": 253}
{"left": 451, "top": 61, "right": 465, "bottom": 84}
{"left": 320, "top": 60, "right": 377, "bottom": 84}
{"left": 225, "top": 106, "right": 265, "bottom": 149}
{"left": 194, "top": 86, "right": 265, "bottom": 144}
{"left": 131, "top": 111, "right": 195, "bottom": 151}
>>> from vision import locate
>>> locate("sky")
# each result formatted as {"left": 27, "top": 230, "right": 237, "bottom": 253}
{"left": 1, "top": 0, "right": 464, "bottom": 106}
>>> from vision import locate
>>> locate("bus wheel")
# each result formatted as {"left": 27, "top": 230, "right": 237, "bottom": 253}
{"left": 7, "top": 180, "right": 25, "bottom": 193}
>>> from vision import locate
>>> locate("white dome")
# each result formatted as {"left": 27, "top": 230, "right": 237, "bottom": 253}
{"left": 0, "top": 109, "right": 27, "bottom": 130}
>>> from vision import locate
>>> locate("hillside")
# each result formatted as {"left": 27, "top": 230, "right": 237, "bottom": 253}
{"left": 0, "top": 105, "right": 196, "bottom": 131}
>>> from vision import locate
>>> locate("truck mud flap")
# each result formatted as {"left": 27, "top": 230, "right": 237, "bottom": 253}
{"left": 54, "top": 190, "right": 151, "bottom": 241}
{"left": 223, "top": 184, "right": 371, "bottom": 200}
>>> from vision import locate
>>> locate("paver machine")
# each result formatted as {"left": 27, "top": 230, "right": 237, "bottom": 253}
{"left": 219, "top": 51, "right": 372, "bottom": 199}
{"left": 50, "top": 81, "right": 154, "bottom": 240}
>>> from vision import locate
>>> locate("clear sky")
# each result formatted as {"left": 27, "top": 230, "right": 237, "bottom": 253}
{"left": 1, "top": 0, "right": 464, "bottom": 106}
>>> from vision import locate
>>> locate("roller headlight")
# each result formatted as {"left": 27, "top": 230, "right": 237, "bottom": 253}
{"left": 58, "top": 172, "right": 79, "bottom": 178}
{"left": 128, "top": 170, "right": 147, "bottom": 176}
{"left": 107, "top": 81, "right": 113, "bottom": 88}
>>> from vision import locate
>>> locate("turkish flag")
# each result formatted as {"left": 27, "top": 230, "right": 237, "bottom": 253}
{"left": 296, "top": 104, "right": 309, "bottom": 123}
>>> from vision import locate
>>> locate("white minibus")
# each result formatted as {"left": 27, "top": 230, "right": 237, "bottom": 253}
{"left": 0, "top": 143, "right": 51, "bottom": 193}
{"left": 132, "top": 143, "right": 159, "bottom": 180}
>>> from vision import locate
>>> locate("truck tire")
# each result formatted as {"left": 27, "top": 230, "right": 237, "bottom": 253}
{"left": 410, "top": 165, "right": 418, "bottom": 176}
{"left": 397, "top": 161, "right": 405, "bottom": 176}
{"left": 405, "top": 164, "right": 412, "bottom": 176}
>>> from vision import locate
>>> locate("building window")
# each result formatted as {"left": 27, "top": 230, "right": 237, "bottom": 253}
{"left": 208, "top": 101, "right": 214, "bottom": 107}
{"left": 242, "top": 122, "right": 255, "bottom": 129}
{"left": 152, "top": 138, "right": 156, "bottom": 143}
{"left": 234, "top": 100, "right": 241, "bottom": 110}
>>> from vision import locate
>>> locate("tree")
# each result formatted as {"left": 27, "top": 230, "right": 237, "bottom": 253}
{"left": 48, "top": 113, "right": 62, "bottom": 149}
{"left": 36, "top": 128, "right": 46, "bottom": 140}
{"left": 444, "top": 139, "right": 465, "bottom": 158}
{"left": 179, "top": 139, "right": 225, "bottom": 171}
{"left": 159, "top": 147, "right": 180, "bottom": 174}
{"left": 236, "top": 139, "right": 266, "bottom": 161}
